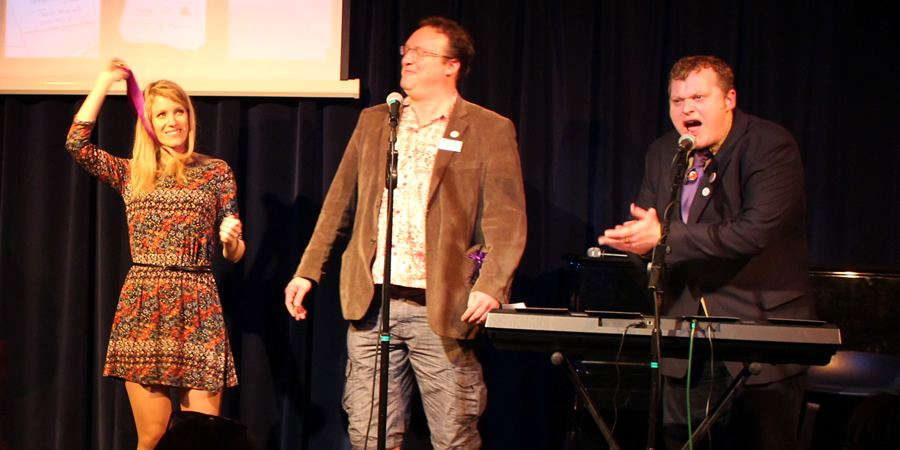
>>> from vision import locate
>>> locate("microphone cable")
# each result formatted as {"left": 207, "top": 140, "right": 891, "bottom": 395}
{"left": 704, "top": 320, "right": 717, "bottom": 448}
{"left": 683, "top": 313, "right": 719, "bottom": 450}
{"left": 363, "top": 327, "right": 388, "bottom": 450}
{"left": 685, "top": 319, "right": 699, "bottom": 450}
{"left": 610, "top": 319, "right": 646, "bottom": 435}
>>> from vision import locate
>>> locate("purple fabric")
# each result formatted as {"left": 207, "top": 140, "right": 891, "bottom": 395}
{"left": 680, "top": 150, "right": 709, "bottom": 222}
{"left": 122, "top": 68, "right": 160, "bottom": 145}
{"left": 467, "top": 250, "right": 487, "bottom": 285}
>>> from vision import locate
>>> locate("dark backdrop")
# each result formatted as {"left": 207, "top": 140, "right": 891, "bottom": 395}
{"left": 2, "top": 1, "right": 898, "bottom": 449}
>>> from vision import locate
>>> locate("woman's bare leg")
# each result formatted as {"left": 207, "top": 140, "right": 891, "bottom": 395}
{"left": 180, "top": 388, "right": 222, "bottom": 415}
{"left": 124, "top": 382, "right": 172, "bottom": 450}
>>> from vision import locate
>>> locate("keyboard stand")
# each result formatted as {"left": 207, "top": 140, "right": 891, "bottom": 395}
{"left": 680, "top": 363, "right": 762, "bottom": 450}
{"left": 554, "top": 352, "right": 621, "bottom": 450}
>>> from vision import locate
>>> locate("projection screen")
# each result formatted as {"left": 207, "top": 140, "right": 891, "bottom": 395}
{"left": 0, "top": 0, "right": 358, "bottom": 97}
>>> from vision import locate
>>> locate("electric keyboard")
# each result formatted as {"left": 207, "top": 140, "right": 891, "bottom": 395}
{"left": 485, "top": 308, "right": 841, "bottom": 366}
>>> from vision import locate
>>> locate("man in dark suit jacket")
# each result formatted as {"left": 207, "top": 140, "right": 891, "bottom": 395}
{"left": 598, "top": 55, "right": 815, "bottom": 449}
{"left": 284, "top": 17, "right": 526, "bottom": 450}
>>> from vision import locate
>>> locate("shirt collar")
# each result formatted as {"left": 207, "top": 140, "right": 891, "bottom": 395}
{"left": 401, "top": 92, "right": 458, "bottom": 127}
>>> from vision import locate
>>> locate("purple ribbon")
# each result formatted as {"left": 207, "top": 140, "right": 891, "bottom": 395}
{"left": 122, "top": 68, "right": 160, "bottom": 145}
{"left": 467, "top": 250, "right": 488, "bottom": 286}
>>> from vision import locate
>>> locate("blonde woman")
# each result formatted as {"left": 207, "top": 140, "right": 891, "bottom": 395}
{"left": 66, "top": 59, "right": 244, "bottom": 449}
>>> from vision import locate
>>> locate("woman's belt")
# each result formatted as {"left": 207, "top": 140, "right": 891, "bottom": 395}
{"left": 132, "top": 262, "right": 212, "bottom": 273}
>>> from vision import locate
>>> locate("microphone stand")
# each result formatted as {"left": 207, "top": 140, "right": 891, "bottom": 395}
{"left": 376, "top": 112, "right": 399, "bottom": 450}
{"left": 645, "top": 143, "right": 690, "bottom": 449}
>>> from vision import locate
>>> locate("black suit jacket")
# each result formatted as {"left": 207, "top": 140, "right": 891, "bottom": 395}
{"left": 636, "top": 109, "right": 817, "bottom": 384}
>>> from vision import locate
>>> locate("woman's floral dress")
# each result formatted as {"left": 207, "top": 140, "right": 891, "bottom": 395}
{"left": 66, "top": 120, "right": 238, "bottom": 391}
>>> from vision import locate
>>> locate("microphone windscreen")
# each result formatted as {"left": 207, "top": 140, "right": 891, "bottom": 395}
{"left": 550, "top": 352, "right": 565, "bottom": 366}
{"left": 386, "top": 92, "right": 403, "bottom": 106}
{"left": 678, "top": 134, "right": 696, "bottom": 151}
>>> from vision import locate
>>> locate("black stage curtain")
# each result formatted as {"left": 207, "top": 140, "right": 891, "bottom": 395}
{"left": 1, "top": 1, "right": 898, "bottom": 449}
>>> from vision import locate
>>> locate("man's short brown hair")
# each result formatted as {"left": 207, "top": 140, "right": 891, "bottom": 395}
{"left": 419, "top": 16, "right": 475, "bottom": 82}
{"left": 669, "top": 55, "right": 735, "bottom": 94}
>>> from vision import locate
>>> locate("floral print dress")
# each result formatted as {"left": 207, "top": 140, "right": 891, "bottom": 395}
{"left": 66, "top": 120, "right": 238, "bottom": 391}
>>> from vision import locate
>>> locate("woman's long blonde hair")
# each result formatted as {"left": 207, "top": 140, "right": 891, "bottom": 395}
{"left": 130, "top": 80, "right": 197, "bottom": 196}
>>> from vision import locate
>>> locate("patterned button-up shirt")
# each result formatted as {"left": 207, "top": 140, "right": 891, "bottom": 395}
{"left": 371, "top": 94, "right": 457, "bottom": 288}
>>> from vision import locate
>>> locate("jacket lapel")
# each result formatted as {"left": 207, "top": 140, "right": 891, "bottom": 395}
{"left": 687, "top": 109, "right": 745, "bottom": 223}
{"left": 428, "top": 97, "right": 469, "bottom": 203}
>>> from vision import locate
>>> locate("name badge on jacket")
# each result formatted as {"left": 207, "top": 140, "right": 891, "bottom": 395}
{"left": 438, "top": 138, "right": 463, "bottom": 152}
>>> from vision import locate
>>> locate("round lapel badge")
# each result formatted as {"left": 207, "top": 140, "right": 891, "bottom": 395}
{"left": 687, "top": 169, "right": 699, "bottom": 182}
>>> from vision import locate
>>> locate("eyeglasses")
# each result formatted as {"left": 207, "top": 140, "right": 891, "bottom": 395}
{"left": 399, "top": 45, "right": 453, "bottom": 60}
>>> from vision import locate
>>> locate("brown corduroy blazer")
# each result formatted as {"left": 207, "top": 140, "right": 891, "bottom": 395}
{"left": 295, "top": 96, "right": 527, "bottom": 339}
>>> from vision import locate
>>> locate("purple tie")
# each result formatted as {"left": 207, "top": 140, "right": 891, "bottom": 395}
{"left": 681, "top": 150, "right": 709, "bottom": 223}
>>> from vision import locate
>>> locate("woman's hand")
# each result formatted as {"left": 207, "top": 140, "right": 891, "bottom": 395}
{"left": 74, "top": 58, "right": 132, "bottom": 122}
{"left": 220, "top": 215, "right": 245, "bottom": 262}
{"left": 103, "top": 58, "right": 131, "bottom": 84}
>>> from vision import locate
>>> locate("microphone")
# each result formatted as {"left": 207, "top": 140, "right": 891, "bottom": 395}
{"left": 386, "top": 92, "right": 403, "bottom": 126}
{"left": 677, "top": 133, "right": 696, "bottom": 152}
{"left": 586, "top": 247, "right": 628, "bottom": 258}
